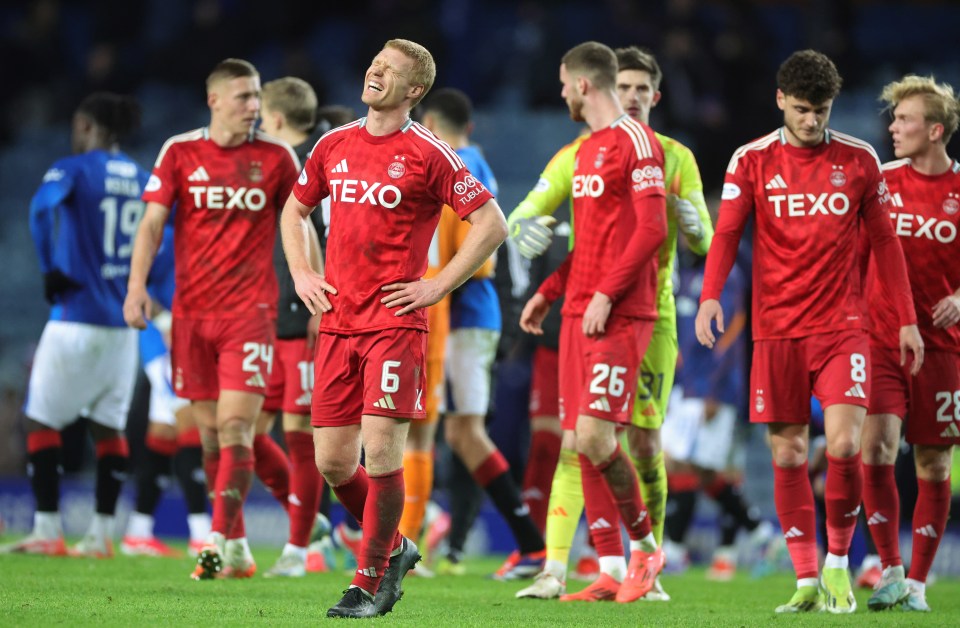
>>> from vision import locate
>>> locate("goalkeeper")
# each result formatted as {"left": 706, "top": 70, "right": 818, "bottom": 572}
{"left": 512, "top": 46, "right": 714, "bottom": 601}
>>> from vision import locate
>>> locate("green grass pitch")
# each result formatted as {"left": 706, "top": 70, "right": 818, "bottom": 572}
{"left": 3, "top": 545, "right": 958, "bottom": 626}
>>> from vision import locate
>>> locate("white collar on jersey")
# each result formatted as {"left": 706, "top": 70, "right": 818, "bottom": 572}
{"left": 200, "top": 127, "right": 256, "bottom": 142}
{"left": 779, "top": 127, "right": 832, "bottom": 145}
{"left": 357, "top": 117, "right": 415, "bottom": 133}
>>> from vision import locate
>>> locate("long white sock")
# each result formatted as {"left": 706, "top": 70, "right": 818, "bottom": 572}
{"left": 126, "top": 512, "right": 154, "bottom": 538}
{"left": 187, "top": 513, "right": 211, "bottom": 541}
{"left": 824, "top": 553, "right": 848, "bottom": 569}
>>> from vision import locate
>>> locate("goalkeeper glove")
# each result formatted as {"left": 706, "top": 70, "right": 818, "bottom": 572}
{"left": 510, "top": 216, "right": 557, "bottom": 259}
{"left": 669, "top": 194, "right": 704, "bottom": 240}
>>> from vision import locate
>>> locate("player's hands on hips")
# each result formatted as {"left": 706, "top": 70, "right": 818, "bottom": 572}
{"left": 668, "top": 194, "right": 703, "bottom": 241}
{"left": 511, "top": 216, "right": 557, "bottom": 259}
{"left": 123, "top": 283, "right": 152, "bottom": 330}
{"left": 380, "top": 279, "right": 445, "bottom": 316}
{"left": 519, "top": 293, "right": 551, "bottom": 335}
{"left": 582, "top": 291, "right": 612, "bottom": 338}
{"left": 899, "top": 324, "right": 924, "bottom": 376}
{"left": 695, "top": 299, "right": 725, "bottom": 349}
{"left": 932, "top": 294, "right": 960, "bottom": 329}
{"left": 293, "top": 268, "right": 337, "bottom": 316}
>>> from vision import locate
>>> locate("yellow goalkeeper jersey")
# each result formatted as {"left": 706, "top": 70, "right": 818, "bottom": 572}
{"left": 507, "top": 130, "right": 713, "bottom": 334}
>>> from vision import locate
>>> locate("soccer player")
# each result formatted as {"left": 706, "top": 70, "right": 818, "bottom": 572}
{"left": 694, "top": 50, "right": 924, "bottom": 613}
{"left": 254, "top": 76, "right": 329, "bottom": 578}
{"left": 519, "top": 41, "right": 667, "bottom": 604}
{"left": 280, "top": 39, "right": 508, "bottom": 618}
{"left": 414, "top": 88, "right": 546, "bottom": 579}
{"left": 1, "top": 93, "right": 146, "bottom": 558}
{"left": 514, "top": 46, "right": 712, "bottom": 601}
{"left": 860, "top": 74, "right": 960, "bottom": 612}
{"left": 124, "top": 58, "right": 300, "bottom": 580}
{"left": 121, "top": 224, "right": 211, "bottom": 558}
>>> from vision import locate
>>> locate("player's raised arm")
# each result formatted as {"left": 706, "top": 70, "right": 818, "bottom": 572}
{"left": 124, "top": 201, "right": 169, "bottom": 329}
{"left": 507, "top": 136, "right": 583, "bottom": 258}
{"left": 280, "top": 192, "right": 336, "bottom": 316}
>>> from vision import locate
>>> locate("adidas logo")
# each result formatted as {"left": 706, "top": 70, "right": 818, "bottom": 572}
{"left": 589, "top": 517, "right": 612, "bottom": 531}
{"left": 890, "top": 192, "right": 904, "bottom": 207}
{"left": 764, "top": 174, "right": 788, "bottom": 189}
{"left": 373, "top": 394, "right": 396, "bottom": 410}
{"left": 867, "top": 512, "right": 889, "bottom": 525}
{"left": 940, "top": 423, "right": 960, "bottom": 439}
{"left": 245, "top": 372, "right": 266, "bottom": 388}
{"left": 784, "top": 526, "right": 804, "bottom": 539}
{"left": 916, "top": 524, "right": 938, "bottom": 539}
{"left": 550, "top": 506, "right": 568, "bottom": 518}
{"left": 844, "top": 505, "right": 862, "bottom": 518}
{"left": 187, "top": 166, "right": 210, "bottom": 182}
{"left": 331, "top": 159, "right": 349, "bottom": 174}
{"left": 844, "top": 383, "right": 866, "bottom": 399}
{"left": 357, "top": 566, "right": 379, "bottom": 578}
{"left": 588, "top": 397, "right": 611, "bottom": 412}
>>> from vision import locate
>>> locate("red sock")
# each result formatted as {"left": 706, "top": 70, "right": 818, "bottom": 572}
{"left": 472, "top": 450, "right": 510, "bottom": 487}
{"left": 580, "top": 453, "right": 623, "bottom": 559}
{"left": 285, "top": 431, "right": 321, "bottom": 547}
{"left": 908, "top": 477, "right": 951, "bottom": 583}
{"left": 211, "top": 445, "right": 253, "bottom": 540}
{"left": 824, "top": 452, "right": 863, "bottom": 556}
{"left": 254, "top": 434, "right": 290, "bottom": 510}
{"left": 351, "top": 468, "right": 405, "bottom": 595}
{"left": 595, "top": 445, "right": 651, "bottom": 541}
{"left": 202, "top": 448, "right": 220, "bottom": 498}
{"left": 773, "top": 462, "right": 818, "bottom": 579}
{"left": 331, "top": 465, "right": 370, "bottom": 525}
{"left": 862, "top": 463, "right": 901, "bottom": 567}
{"left": 522, "top": 430, "right": 561, "bottom": 534}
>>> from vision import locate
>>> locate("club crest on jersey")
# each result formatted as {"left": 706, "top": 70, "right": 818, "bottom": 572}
{"left": 944, "top": 193, "right": 959, "bottom": 215}
{"left": 249, "top": 161, "right": 263, "bottom": 183}
{"left": 594, "top": 146, "right": 607, "bottom": 169}
{"left": 388, "top": 160, "right": 406, "bottom": 179}
{"left": 829, "top": 164, "right": 846, "bottom": 187}
{"left": 755, "top": 389, "right": 765, "bottom": 414}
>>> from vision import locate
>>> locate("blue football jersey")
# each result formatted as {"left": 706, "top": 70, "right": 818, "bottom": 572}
{"left": 450, "top": 145, "right": 502, "bottom": 332}
{"left": 29, "top": 149, "right": 150, "bottom": 327}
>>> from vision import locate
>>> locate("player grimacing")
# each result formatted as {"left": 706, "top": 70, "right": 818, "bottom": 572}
{"left": 280, "top": 38, "right": 508, "bottom": 618}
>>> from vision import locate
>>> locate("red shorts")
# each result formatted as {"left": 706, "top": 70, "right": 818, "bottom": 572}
{"left": 312, "top": 328, "right": 427, "bottom": 427}
{"left": 559, "top": 316, "right": 654, "bottom": 431}
{"left": 750, "top": 329, "right": 870, "bottom": 424}
{"left": 264, "top": 338, "right": 314, "bottom": 415}
{"left": 869, "top": 346, "right": 960, "bottom": 446}
{"left": 529, "top": 346, "right": 560, "bottom": 420}
{"left": 171, "top": 315, "right": 275, "bottom": 401}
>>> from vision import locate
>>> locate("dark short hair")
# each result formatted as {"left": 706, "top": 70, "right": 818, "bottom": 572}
{"left": 615, "top": 46, "right": 662, "bottom": 91}
{"left": 76, "top": 92, "right": 141, "bottom": 141}
{"left": 777, "top": 50, "right": 842, "bottom": 104}
{"left": 206, "top": 58, "right": 258, "bottom": 92}
{"left": 419, "top": 88, "right": 472, "bottom": 132}
{"left": 562, "top": 41, "right": 618, "bottom": 92}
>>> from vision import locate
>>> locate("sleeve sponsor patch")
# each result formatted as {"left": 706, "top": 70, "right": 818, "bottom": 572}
{"left": 721, "top": 182, "right": 741, "bottom": 200}
{"left": 533, "top": 177, "right": 550, "bottom": 193}
{"left": 145, "top": 174, "right": 162, "bottom": 192}
{"left": 298, "top": 169, "right": 308, "bottom": 185}
{"left": 42, "top": 168, "right": 65, "bottom": 183}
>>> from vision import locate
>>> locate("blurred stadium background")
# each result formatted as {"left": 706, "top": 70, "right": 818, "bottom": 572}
{"left": 1, "top": 0, "right": 959, "bottom": 573}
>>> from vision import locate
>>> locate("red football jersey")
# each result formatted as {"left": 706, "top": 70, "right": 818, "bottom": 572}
{"left": 143, "top": 128, "right": 299, "bottom": 319}
{"left": 867, "top": 159, "right": 960, "bottom": 353}
{"left": 293, "top": 119, "right": 494, "bottom": 334}
{"left": 539, "top": 116, "right": 666, "bottom": 320}
{"left": 702, "top": 128, "right": 915, "bottom": 340}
